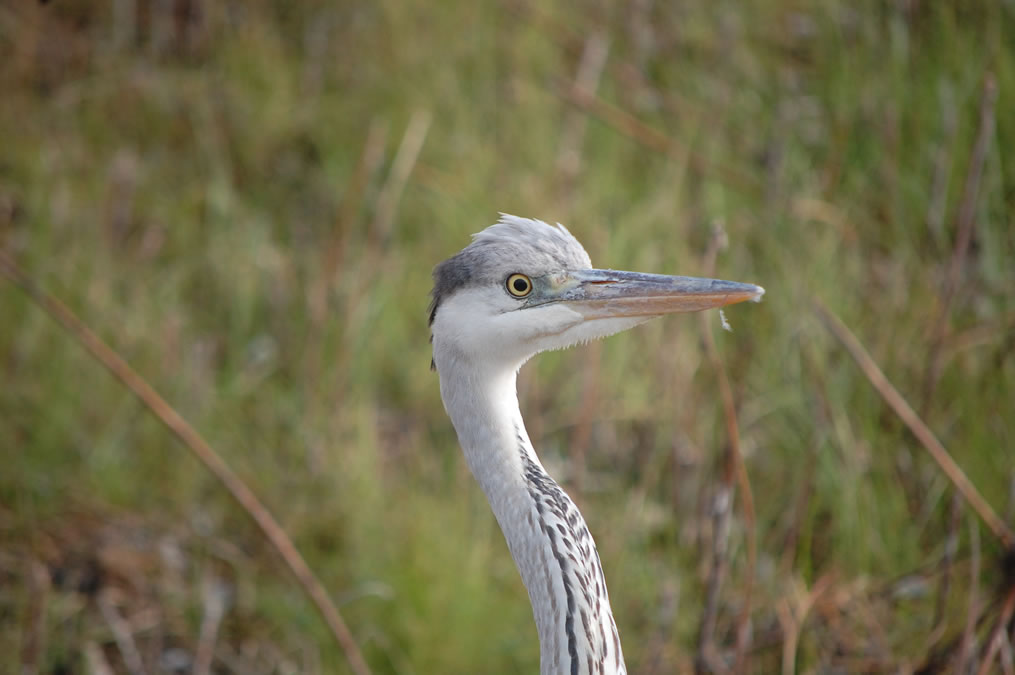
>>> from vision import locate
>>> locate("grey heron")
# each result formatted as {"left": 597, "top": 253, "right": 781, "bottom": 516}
{"left": 429, "top": 215, "right": 763, "bottom": 675}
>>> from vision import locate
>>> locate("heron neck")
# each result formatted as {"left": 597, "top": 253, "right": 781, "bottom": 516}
{"left": 438, "top": 360, "right": 626, "bottom": 675}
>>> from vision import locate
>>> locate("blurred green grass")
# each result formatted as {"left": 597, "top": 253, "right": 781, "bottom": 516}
{"left": 1, "top": 0, "right": 1013, "bottom": 672}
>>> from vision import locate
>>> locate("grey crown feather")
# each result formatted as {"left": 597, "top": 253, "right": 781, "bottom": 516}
{"left": 428, "top": 214, "right": 592, "bottom": 327}
{"left": 428, "top": 215, "right": 593, "bottom": 371}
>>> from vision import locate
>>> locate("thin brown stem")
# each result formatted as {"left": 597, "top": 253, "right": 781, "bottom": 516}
{"left": 97, "top": 592, "right": 146, "bottom": 675}
{"left": 777, "top": 574, "right": 833, "bottom": 675}
{"left": 921, "top": 74, "right": 997, "bottom": 413}
{"left": 83, "top": 642, "right": 115, "bottom": 675}
{"left": 697, "top": 481, "right": 733, "bottom": 675}
{"left": 931, "top": 491, "right": 963, "bottom": 634}
{"left": 695, "top": 223, "right": 757, "bottom": 673}
{"left": 556, "top": 33, "right": 610, "bottom": 492}
{"left": 193, "top": 574, "right": 230, "bottom": 675}
{"left": 813, "top": 298, "right": 1014, "bottom": 548}
{"left": 556, "top": 31, "right": 610, "bottom": 204}
{"left": 957, "top": 513, "right": 982, "bottom": 674}
{"left": 370, "top": 110, "right": 431, "bottom": 248}
{"left": 0, "top": 252, "right": 372, "bottom": 675}
{"left": 19, "top": 560, "right": 50, "bottom": 675}
{"left": 976, "top": 589, "right": 1015, "bottom": 675}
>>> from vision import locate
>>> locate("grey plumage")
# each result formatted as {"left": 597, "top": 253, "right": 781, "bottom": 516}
{"left": 429, "top": 215, "right": 591, "bottom": 327}
{"left": 428, "top": 214, "right": 763, "bottom": 674}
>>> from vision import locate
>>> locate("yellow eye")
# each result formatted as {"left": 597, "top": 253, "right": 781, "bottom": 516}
{"left": 506, "top": 273, "right": 533, "bottom": 297}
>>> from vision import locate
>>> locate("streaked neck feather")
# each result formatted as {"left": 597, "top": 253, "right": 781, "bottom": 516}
{"left": 437, "top": 355, "right": 626, "bottom": 675}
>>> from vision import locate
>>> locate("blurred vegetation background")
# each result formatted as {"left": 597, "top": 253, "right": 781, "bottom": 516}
{"left": 1, "top": 1, "right": 1013, "bottom": 673}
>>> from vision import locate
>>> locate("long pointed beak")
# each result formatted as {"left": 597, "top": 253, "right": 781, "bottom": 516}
{"left": 528, "top": 269, "right": 765, "bottom": 319}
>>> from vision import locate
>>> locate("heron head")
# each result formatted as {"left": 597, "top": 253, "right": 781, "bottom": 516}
{"left": 429, "top": 215, "right": 764, "bottom": 374}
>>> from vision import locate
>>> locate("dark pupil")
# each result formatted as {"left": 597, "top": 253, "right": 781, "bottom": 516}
{"left": 513, "top": 278, "right": 528, "bottom": 293}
